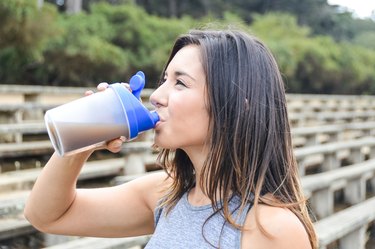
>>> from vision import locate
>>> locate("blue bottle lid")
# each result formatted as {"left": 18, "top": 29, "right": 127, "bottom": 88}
{"left": 110, "top": 71, "right": 159, "bottom": 139}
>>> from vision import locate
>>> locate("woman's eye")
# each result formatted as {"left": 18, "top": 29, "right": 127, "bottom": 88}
{"left": 176, "top": 80, "right": 186, "bottom": 87}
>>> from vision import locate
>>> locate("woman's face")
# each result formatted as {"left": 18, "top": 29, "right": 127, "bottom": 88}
{"left": 150, "top": 45, "right": 210, "bottom": 152}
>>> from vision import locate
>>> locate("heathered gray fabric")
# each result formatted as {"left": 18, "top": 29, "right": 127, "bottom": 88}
{"left": 144, "top": 192, "right": 253, "bottom": 249}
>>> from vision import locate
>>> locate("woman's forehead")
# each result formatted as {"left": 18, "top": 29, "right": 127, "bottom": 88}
{"left": 166, "top": 46, "right": 203, "bottom": 76}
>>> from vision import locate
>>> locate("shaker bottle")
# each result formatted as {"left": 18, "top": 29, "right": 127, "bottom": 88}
{"left": 44, "top": 71, "right": 159, "bottom": 156}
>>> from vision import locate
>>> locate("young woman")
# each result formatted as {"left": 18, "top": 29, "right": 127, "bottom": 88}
{"left": 24, "top": 28, "right": 318, "bottom": 249}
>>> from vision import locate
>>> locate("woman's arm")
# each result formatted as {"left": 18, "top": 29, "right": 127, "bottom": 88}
{"left": 24, "top": 81, "right": 170, "bottom": 237}
{"left": 24, "top": 144, "right": 169, "bottom": 237}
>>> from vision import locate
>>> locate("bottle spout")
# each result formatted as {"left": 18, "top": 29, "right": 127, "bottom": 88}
{"left": 136, "top": 109, "right": 159, "bottom": 133}
{"left": 150, "top": 110, "right": 160, "bottom": 125}
{"left": 129, "top": 71, "right": 145, "bottom": 100}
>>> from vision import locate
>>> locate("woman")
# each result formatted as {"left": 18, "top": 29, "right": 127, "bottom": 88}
{"left": 24, "top": 28, "right": 317, "bottom": 248}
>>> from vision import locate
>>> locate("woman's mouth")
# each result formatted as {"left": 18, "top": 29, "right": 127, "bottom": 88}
{"left": 154, "top": 120, "right": 163, "bottom": 130}
{"left": 155, "top": 112, "right": 166, "bottom": 122}
{"left": 153, "top": 111, "right": 166, "bottom": 129}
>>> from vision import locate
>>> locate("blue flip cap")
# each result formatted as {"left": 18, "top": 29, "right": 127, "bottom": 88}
{"left": 109, "top": 71, "right": 159, "bottom": 139}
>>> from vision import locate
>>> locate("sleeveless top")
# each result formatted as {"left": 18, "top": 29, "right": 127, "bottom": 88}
{"left": 144, "top": 191, "right": 253, "bottom": 249}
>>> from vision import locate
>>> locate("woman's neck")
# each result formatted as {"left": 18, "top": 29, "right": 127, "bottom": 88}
{"left": 188, "top": 185, "right": 211, "bottom": 206}
{"left": 182, "top": 145, "right": 211, "bottom": 206}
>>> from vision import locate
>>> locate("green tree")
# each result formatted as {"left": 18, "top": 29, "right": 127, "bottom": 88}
{"left": 38, "top": 9, "right": 127, "bottom": 85}
{"left": 353, "top": 31, "right": 375, "bottom": 50}
{"left": 90, "top": 2, "right": 194, "bottom": 86}
{"left": 0, "top": 0, "right": 58, "bottom": 83}
{"left": 249, "top": 13, "right": 375, "bottom": 94}
{"left": 135, "top": 0, "right": 227, "bottom": 19}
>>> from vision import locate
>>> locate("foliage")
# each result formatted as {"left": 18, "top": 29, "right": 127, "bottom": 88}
{"left": 249, "top": 13, "right": 375, "bottom": 94}
{"left": 0, "top": 0, "right": 58, "bottom": 83}
{"left": 89, "top": 3, "right": 194, "bottom": 85}
{"left": 0, "top": 1, "right": 193, "bottom": 86}
{"left": 134, "top": 0, "right": 346, "bottom": 39}
{"left": 352, "top": 31, "right": 375, "bottom": 50}
{"left": 0, "top": 1, "right": 375, "bottom": 94}
{"left": 38, "top": 9, "right": 128, "bottom": 85}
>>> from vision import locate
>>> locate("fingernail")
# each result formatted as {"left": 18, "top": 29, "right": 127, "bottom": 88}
{"left": 114, "top": 140, "right": 122, "bottom": 147}
{"left": 85, "top": 90, "right": 93, "bottom": 96}
{"left": 97, "top": 82, "right": 108, "bottom": 90}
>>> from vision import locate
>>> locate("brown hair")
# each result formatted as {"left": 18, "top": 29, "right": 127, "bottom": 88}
{"left": 157, "top": 28, "right": 317, "bottom": 248}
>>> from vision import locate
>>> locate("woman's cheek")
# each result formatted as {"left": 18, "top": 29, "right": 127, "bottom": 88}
{"left": 169, "top": 94, "right": 184, "bottom": 109}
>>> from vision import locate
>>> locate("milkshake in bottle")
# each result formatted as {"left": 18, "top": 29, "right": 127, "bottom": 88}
{"left": 44, "top": 71, "right": 159, "bottom": 156}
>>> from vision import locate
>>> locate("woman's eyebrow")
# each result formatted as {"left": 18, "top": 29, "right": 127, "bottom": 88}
{"left": 165, "top": 70, "right": 196, "bottom": 81}
{"left": 174, "top": 70, "right": 196, "bottom": 81}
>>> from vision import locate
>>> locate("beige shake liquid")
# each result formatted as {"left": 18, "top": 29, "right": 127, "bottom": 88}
{"left": 49, "top": 122, "right": 129, "bottom": 154}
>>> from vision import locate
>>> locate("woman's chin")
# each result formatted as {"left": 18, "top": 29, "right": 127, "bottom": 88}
{"left": 153, "top": 139, "right": 178, "bottom": 151}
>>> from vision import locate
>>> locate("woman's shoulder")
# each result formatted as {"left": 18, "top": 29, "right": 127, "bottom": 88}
{"left": 120, "top": 170, "right": 172, "bottom": 211}
{"left": 241, "top": 203, "right": 311, "bottom": 249}
{"left": 131, "top": 170, "right": 171, "bottom": 188}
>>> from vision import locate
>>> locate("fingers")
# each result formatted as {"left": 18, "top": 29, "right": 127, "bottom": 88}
{"left": 97, "top": 82, "right": 109, "bottom": 91}
{"left": 95, "top": 82, "right": 130, "bottom": 94}
{"left": 92, "top": 82, "right": 131, "bottom": 94}
{"left": 91, "top": 136, "right": 126, "bottom": 154}
{"left": 84, "top": 90, "right": 94, "bottom": 96}
{"left": 106, "top": 138, "right": 124, "bottom": 153}
{"left": 120, "top": 82, "right": 132, "bottom": 92}
{"left": 85, "top": 82, "right": 109, "bottom": 96}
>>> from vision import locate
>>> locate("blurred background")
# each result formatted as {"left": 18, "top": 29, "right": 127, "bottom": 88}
{"left": 1, "top": 0, "right": 375, "bottom": 94}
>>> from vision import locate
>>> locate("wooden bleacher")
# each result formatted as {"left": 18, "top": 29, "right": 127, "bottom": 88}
{"left": 291, "top": 121, "right": 375, "bottom": 147}
{"left": 314, "top": 197, "right": 375, "bottom": 249}
{"left": 0, "top": 122, "right": 46, "bottom": 143}
{"left": 0, "top": 85, "right": 375, "bottom": 248}
{"left": 295, "top": 137, "right": 375, "bottom": 175}
{"left": 0, "top": 158, "right": 125, "bottom": 241}
{"left": 302, "top": 158, "right": 375, "bottom": 219}
{"left": 44, "top": 235, "right": 151, "bottom": 249}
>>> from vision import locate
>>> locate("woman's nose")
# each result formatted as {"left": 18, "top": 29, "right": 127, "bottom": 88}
{"left": 150, "top": 84, "right": 167, "bottom": 108}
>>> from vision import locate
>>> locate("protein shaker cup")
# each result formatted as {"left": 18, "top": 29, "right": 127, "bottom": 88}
{"left": 44, "top": 71, "right": 159, "bottom": 156}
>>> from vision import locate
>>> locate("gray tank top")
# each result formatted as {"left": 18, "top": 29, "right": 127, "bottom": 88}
{"left": 144, "top": 192, "right": 253, "bottom": 249}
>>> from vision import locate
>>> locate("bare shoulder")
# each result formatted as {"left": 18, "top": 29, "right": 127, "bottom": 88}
{"left": 241, "top": 204, "right": 311, "bottom": 249}
{"left": 120, "top": 170, "right": 172, "bottom": 210}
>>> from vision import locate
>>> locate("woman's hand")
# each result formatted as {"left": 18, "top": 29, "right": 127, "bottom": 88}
{"left": 85, "top": 82, "right": 131, "bottom": 153}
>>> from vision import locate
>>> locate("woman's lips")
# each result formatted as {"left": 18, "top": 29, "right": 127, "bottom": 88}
{"left": 154, "top": 111, "right": 166, "bottom": 129}
{"left": 155, "top": 112, "right": 166, "bottom": 122}
{"left": 154, "top": 120, "right": 163, "bottom": 130}
{"left": 154, "top": 116, "right": 164, "bottom": 128}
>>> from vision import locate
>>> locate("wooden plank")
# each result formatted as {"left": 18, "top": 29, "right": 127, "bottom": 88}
{"left": 0, "top": 217, "right": 35, "bottom": 240}
{"left": 0, "top": 140, "right": 53, "bottom": 157}
{"left": 301, "top": 158, "right": 375, "bottom": 192}
{"left": 0, "top": 85, "right": 87, "bottom": 95}
{"left": 0, "top": 158, "right": 124, "bottom": 192}
{"left": 0, "top": 191, "right": 29, "bottom": 217}
{"left": 314, "top": 196, "right": 375, "bottom": 247}
{"left": 0, "top": 103, "right": 56, "bottom": 112}
{"left": 295, "top": 137, "right": 375, "bottom": 160}
{"left": 0, "top": 122, "right": 46, "bottom": 134}
{"left": 44, "top": 235, "right": 151, "bottom": 249}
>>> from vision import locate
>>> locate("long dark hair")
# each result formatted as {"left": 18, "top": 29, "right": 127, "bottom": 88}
{"left": 157, "top": 28, "right": 317, "bottom": 248}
